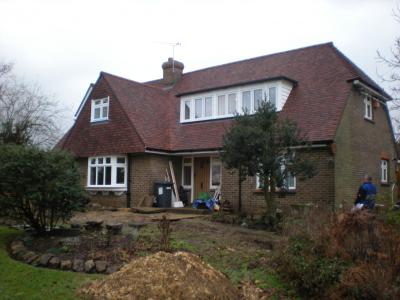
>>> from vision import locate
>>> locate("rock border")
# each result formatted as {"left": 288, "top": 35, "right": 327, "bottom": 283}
{"left": 9, "top": 239, "right": 120, "bottom": 274}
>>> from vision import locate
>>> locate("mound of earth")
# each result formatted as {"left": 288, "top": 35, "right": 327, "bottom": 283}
{"left": 77, "top": 251, "right": 240, "bottom": 300}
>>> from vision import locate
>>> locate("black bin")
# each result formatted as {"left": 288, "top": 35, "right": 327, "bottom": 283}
{"left": 154, "top": 182, "right": 173, "bottom": 208}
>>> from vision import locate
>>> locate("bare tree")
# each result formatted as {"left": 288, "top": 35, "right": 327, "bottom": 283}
{"left": 377, "top": 7, "right": 400, "bottom": 139}
{"left": 0, "top": 62, "right": 61, "bottom": 148}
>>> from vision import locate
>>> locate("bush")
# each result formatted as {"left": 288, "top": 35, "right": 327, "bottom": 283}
{"left": 0, "top": 145, "right": 87, "bottom": 234}
{"left": 275, "top": 209, "right": 400, "bottom": 299}
{"left": 275, "top": 235, "right": 347, "bottom": 298}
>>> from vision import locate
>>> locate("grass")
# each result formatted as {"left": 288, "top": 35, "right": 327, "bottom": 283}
{"left": 0, "top": 226, "right": 101, "bottom": 300}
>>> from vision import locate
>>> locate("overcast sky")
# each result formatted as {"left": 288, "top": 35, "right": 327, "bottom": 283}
{"left": 0, "top": 0, "right": 399, "bottom": 132}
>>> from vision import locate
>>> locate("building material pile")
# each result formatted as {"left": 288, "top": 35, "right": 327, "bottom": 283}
{"left": 77, "top": 251, "right": 240, "bottom": 300}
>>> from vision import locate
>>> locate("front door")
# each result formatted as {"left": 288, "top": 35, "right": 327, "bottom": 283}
{"left": 194, "top": 157, "right": 210, "bottom": 199}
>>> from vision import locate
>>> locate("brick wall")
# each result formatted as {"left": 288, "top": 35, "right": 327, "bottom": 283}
{"left": 221, "top": 148, "right": 335, "bottom": 214}
{"left": 334, "top": 88, "right": 397, "bottom": 209}
{"left": 130, "top": 154, "right": 171, "bottom": 207}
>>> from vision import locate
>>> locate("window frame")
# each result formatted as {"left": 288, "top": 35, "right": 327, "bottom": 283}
{"left": 87, "top": 155, "right": 127, "bottom": 190}
{"left": 182, "top": 157, "right": 193, "bottom": 189}
{"left": 381, "top": 159, "right": 389, "bottom": 184}
{"left": 210, "top": 157, "right": 222, "bottom": 189}
{"left": 180, "top": 81, "right": 287, "bottom": 123}
{"left": 91, "top": 96, "right": 110, "bottom": 122}
{"left": 255, "top": 171, "right": 296, "bottom": 191}
{"left": 364, "top": 96, "right": 373, "bottom": 121}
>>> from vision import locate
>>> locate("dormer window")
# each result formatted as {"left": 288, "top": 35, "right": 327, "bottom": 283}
{"left": 364, "top": 96, "right": 373, "bottom": 121}
{"left": 91, "top": 97, "right": 109, "bottom": 122}
{"left": 180, "top": 80, "right": 293, "bottom": 123}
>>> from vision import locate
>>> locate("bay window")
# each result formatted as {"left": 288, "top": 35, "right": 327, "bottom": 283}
{"left": 88, "top": 156, "right": 127, "bottom": 189}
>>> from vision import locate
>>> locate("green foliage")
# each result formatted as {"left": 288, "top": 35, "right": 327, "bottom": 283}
{"left": 275, "top": 236, "right": 347, "bottom": 298}
{"left": 221, "top": 101, "right": 316, "bottom": 218}
{"left": 0, "top": 226, "right": 100, "bottom": 299}
{"left": 0, "top": 144, "right": 87, "bottom": 234}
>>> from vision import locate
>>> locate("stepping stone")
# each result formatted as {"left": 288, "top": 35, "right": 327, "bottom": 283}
{"left": 84, "top": 221, "right": 103, "bottom": 231}
{"left": 84, "top": 260, "right": 95, "bottom": 273}
{"left": 60, "top": 260, "right": 72, "bottom": 270}
{"left": 39, "top": 254, "right": 53, "bottom": 267}
{"left": 22, "top": 251, "right": 39, "bottom": 264}
{"left": 73, "top": 259, "right": 84, "bottom": 272}
{"left": 106, "top": 223, "right": 123, "bottom": 235}
{"left": 95, "top": 260, "right": 107, "bottom": 273}
{"left": 106, "top": 264, "right": 120, "bottom": 274}
{"left": 49, "top": 256, "right": 60, "bottom": 268}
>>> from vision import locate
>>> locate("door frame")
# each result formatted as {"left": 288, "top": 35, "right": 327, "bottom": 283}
{"left": 181, "top": 155, "right": 221, "bottom": 202}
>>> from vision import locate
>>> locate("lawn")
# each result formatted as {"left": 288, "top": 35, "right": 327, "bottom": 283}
{"left": 0, "top": 226, "right": 100, "bottom": 300}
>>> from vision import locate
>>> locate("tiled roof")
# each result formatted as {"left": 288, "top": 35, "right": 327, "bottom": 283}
{"left": 58, "top": 42, "right": 389, "bottom": 155}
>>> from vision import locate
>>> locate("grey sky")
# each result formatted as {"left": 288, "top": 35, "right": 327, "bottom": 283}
{"left": 0, "top": 0, "right": 398, "bottom": 132}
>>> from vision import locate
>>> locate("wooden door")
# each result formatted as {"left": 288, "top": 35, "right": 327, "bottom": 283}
{"left": 194, "top": 157, "right": 210, "bottom": 199}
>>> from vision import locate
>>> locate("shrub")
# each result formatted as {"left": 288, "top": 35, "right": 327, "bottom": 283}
{"left": 0, "top": 145, "right": 87, "bottom": 234}
{"left": 275, "top": 209, "right": 400, "bottom": 299}
{"left": 275, "top": 235, "right": 347, "bottom": 298}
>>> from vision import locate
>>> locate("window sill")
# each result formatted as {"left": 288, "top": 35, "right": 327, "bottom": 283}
{"left": 90, "top": 119, "right": 109, "bottom": 124}
{"left": 364, "top": 117, "right": 374, "bottom": 124}
{"left": 86, "top": 186, "right": 127, "bottom": 192}
{"left": 253, "top": 189, "right": 296, "bottom": 194}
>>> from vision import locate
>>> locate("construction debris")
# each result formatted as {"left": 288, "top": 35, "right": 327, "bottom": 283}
{"left": 77, "top": 251, "right": 240, "bottom": 300}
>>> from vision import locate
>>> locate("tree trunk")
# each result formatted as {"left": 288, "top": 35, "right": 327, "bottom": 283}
{"left": 238, "top": 169, "right": 242, "bottom": 212}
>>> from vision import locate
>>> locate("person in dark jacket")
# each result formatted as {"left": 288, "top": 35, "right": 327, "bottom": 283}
{"left": 354, "top": 174, "right": 377, "bottom": 210}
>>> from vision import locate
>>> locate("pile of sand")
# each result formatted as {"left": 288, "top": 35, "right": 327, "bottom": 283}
{"left": 77, "top": 251, "right": 240, "bottom": 300}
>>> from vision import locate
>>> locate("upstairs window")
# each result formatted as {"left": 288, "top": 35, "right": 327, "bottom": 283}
{"left": 180, "top": 80, "right": 291, "bottom": 123}
{"left": 91, "top": 97, "right": 109, "bottom": 122}
{"left": 364, "top": 96, "right": 373, "bottom": 120}
{"left": 88, "top": 156, "right": 127, "bottom": 189}
{"left": 184, "top": 100, "right": 191, "bottom": 120}
{"left": 381, "top": 159, "right": 388, "bottom": 184}
{"left": 242, "top": 91, "right": 251, "bottom": 112}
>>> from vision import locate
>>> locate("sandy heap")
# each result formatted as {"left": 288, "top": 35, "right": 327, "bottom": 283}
{"left": 77, "top": 251, "right": 240, "bottom": 300}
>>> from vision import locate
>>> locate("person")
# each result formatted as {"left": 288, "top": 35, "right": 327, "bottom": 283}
{"left": 354, "top": 174, "right": 377, "bottom": 210}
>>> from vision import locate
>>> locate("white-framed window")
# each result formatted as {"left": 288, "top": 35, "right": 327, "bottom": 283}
{"left": 184, "top": 100, "right": 191, "bottom": 120}
{"left": 364, "top": 96, "right": 373, "bottom": 120}
{"left": 255, "top": 171, "right": 296, "bottom": 190}
{"left": 210, "top": 157, "right": 222, "bottom": 188}
{"left": 180, "top": 80, "right": 293, "bottom": 123}
{"left": 88, "top": 155, "right": 127, "bottom": 189}
{"left": 195, "top": 98, "right": 203, "bottom": 119}
{"left": 91, "top": 97, "right": 109, "bottom": 122}
{"left": 242, "top": 91, "right": 251, "bottom": 113}
{"left": 381, "top": 159, "right": 388, "bottom": 183}
{"left": 182, "top": 157, "right": 193, "bottom": 188}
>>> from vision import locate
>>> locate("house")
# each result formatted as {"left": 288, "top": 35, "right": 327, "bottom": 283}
{"left": 56, "top": 42, "right": 397, "bottom": 212}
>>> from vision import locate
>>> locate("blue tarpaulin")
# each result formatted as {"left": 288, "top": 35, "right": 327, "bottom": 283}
{"left": 192, "top": 198, "right": 216, "bottom": 210}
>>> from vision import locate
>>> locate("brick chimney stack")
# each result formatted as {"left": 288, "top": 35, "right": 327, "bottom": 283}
{"left": 162, "top": 58, "right": 184, "bottom": 85}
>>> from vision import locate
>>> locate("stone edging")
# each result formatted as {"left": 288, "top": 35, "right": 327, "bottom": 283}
{"left": 9, "top": 239, "right": 119, "bottom": 274}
